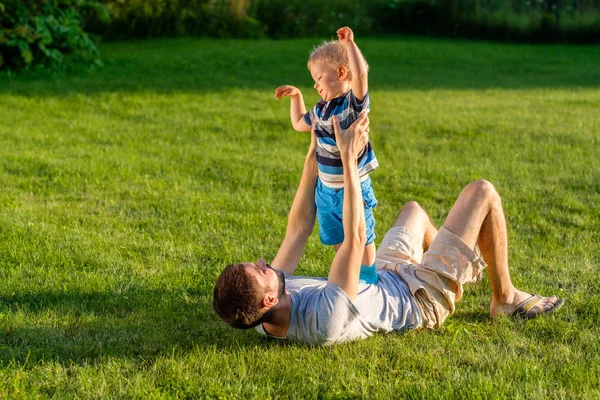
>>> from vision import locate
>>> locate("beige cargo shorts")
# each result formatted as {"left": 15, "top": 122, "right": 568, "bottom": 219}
{"left": 375, "top": 226, "right": 487, "bottom": 329}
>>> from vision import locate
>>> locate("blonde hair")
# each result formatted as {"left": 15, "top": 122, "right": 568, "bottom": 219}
{"left": 307, "top": 40, "right": 369, "bottom": 81}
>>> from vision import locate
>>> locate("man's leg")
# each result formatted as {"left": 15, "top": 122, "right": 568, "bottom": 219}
{"left": 375, "top": 201, "right": 437, "bottom": 271}
{"left": 443, "top": 180, "right": 562, "bottom": 316}
{"left": 392, "top": 201, "right": 438, "bottom": 253}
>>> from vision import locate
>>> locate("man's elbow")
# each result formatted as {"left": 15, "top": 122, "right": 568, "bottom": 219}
{"left": 297, "top": 223, "right": 315, "bottom": 238}
{"left": 288, "top": 219, "right": 314, "bottom": 239}
{"left": 358, "top": 230, "right": 367, "bottom": 247}
{"left": 357, "top": 220, "right": 367, "bottom": 246}
{"left": 346, "top": 229, "right": 367, "bottom": 248}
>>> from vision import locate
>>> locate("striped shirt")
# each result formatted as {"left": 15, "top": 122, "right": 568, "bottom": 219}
{"left": 303, "top": 90, "right": 378, "bottom": 188}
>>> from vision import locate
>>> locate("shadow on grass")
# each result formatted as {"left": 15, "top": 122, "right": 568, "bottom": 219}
{"left": 0, "top": 287, "right": 280, "bottom": 366}
{"left": 0, "top": 282, "right": 585, "bottom": 366}
{"left": 1, "top": 37, "right": 599, "bottom": 97}
{"left": 450, "top": 310, "right": 493, "bottom": 324}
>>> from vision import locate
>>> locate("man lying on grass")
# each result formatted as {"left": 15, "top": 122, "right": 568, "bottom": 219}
{"left": 213, "top": 113, "right": 564, "bottom": 346}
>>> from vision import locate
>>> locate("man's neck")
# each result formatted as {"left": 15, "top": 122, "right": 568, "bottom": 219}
{"left": 262, "top": 292, "right": 292, "bottom": 338}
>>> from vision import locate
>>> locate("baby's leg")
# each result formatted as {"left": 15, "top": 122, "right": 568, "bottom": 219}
{"left": 362, "top": 243, "right": 376, "bottom": 266}
{"left": 334, "top": 243, "right": 378, "bottom": 284}
{"left": 359, "top": 243, "right": 378, "bottom": 284}
{"left": 334, "top": 243, "right": 375, "bottom": 262}
{"left": 358, "top": 199, "right": 378, "bottom": 283}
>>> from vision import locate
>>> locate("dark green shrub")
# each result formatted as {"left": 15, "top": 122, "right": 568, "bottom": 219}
{"left": 86, "top": 0, "right": 399, "bottom": 39}
{"left": 86, "top": 0, "right": 264, "bottom": 40}
{"left": 410, "top": 0, "right": 600, "bottom": 43}
{"left": 254, "top": 0, "right": 376, "bottom": 38}
{"left": 83, "top": 0, "right": 600, "bottom": 43}
{"left": 0, "top": 0, "right": 109, "bottom": 71}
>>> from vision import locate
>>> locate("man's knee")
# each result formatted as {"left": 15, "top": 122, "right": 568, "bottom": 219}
{"left": 463, "top": 180, "right": 501, "bottom": 207}
{"left": 402, "top": 201, "right": 428, "bottom": 218}
{"left": 402, "top": 200, "right": 421, "bottom": 213}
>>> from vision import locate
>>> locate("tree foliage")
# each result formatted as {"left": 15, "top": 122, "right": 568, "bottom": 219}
{"left": 85, "top": 0, "right": 600, "bottom": 43}
{"left": 0, "top": 0, "right": 109, "bottom": 71}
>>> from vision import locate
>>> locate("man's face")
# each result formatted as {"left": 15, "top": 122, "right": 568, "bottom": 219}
{"left": 309, "top": 61, "right": 347, "bottom": 102}
{"left": 244, "top": 258, "right": 286, "bottom": 299}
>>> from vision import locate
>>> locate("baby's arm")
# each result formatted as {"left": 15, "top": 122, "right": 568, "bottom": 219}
{"left": 337, "top": 27, "right": 368, "bottom": 102}
{"left": 274, "top": 85, "right": 312, "bottom": 132}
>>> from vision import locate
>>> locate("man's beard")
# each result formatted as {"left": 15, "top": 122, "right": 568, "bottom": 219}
{"left": 268, "top": 264, "right": 286, "bottom": 299}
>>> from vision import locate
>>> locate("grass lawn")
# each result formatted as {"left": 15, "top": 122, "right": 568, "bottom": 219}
{"left": 0, "top": 35, "right": 599, "bottom": 398}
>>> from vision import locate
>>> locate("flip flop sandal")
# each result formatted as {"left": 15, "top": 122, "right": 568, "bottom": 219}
{"left": 510, "top": 294, "right": 565, "bottom": 319}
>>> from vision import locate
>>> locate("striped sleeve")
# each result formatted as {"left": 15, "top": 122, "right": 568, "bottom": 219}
{"left": 349, "top": 90, "right": 370, "bottom": 113}
{"left": 303, "top": 109, "right": 314, "bottom": 127}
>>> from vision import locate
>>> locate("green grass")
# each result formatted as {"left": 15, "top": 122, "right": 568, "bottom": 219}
{"left": 0, "top": 36, "right": 599, "bottom": 398}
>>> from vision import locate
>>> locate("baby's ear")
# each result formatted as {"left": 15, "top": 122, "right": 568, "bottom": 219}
{"left": 337, "top": 65, "right": 350, "bottom": 81}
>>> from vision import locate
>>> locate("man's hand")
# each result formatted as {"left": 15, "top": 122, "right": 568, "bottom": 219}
{"left": 337, "top": 27, "right": 354, "bottom": 46}
{"left": 274, "top": 85, "right": 301, "bottom": 99}
{"left": 332, "top": 111, "right": 369, "bottom": 162}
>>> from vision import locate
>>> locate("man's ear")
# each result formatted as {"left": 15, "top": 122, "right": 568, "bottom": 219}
{"left": 262, "top": 293, "right": 279, "bottom": 308}
{"left": 337, "top": 65, "right": 349, "bottom": 81}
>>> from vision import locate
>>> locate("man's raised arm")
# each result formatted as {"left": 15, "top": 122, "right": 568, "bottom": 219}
{"left": 271, "top": 130, "right": 318, "bottom": 275}
{"left": 327, "top": 113, "right": 370, "bottom": 300}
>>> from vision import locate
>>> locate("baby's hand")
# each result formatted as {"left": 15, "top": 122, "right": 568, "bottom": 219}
{"left": 337, "top": 27, "right": 354, "bottom": 45}
{"left": 274, "top": 85, "right": 301, "bottom": 99}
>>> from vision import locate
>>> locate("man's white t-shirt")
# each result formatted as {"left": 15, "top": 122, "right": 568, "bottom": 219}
{"left": 255, "top": 270, "right": 422, "bottom": 346}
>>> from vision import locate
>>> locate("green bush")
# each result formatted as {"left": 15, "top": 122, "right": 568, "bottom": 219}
{"left": 85, "top": 0, "right": 264, "bottom": 40}
{"left": 410, "top": 0, "right": 600, "bottom": 43}
{"left": 85, "top": 0, "right": 397, "bottom": 39}
{"left": 253, "top": 0, "right": 376, "bottom": 38}
{"left": 82, "top": 0, "right": 600, "bottom": 43}
{"left": 0, "top": 0, "right": 109, "bottom": 71}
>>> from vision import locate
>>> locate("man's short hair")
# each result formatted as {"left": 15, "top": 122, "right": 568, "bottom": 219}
{"left": 307, "top": 40, "right": 369, "bottom": 81}
{"left": 213, "top": 263, "right": 266, "bottom": 329}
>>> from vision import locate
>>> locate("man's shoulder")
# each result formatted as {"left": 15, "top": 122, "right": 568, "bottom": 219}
{"left": 285, "top": 275, "right": 328, "bottom": 292}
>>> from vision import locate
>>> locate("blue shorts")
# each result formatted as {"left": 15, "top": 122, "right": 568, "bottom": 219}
{"left": 315, "top": 177, "right": 378, "bottom": 246}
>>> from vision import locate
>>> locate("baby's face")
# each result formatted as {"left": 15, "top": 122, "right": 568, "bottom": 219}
{"left": 309, "top": 61, "right": 348, "bottom": 101}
